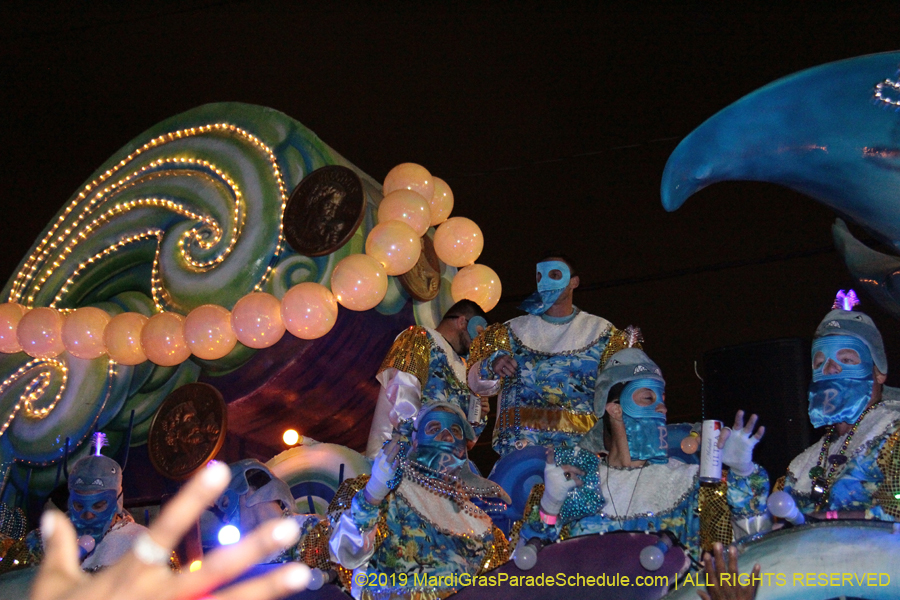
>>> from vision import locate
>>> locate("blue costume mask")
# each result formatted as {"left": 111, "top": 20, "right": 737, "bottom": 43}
{"left": 519, "top": 260, "right": 571, "bottom": 315}
{"left": 467, "top": 316, "right": 487, "bottom": 341}
{"left": 619, "top": 379, "right": 668, "bottom": 464}
{"left": 414, "top": 410, "right": 468, "bottom": 473}
{"left": 68, "top": 489, "right": 120, "bottom": 544}
{"left": 808, "top": 335, "right": 874, "bottom": 428}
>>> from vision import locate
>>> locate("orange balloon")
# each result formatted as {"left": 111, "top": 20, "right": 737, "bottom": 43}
{"left": 331, "top": 254, "right": 388, "bottom": 311}
{"left": 17, "top": 307, "right": 65, "bottom": 358}
{"left": 429, "top": 177, "right": 454, "bottom": 226}
{"left": 105, "top": 312, "right": 149, "bottom": 365}
{"left": 62, "top": 306, "right": 111, "bottom": 359}
{"left": 231, "top": 292, "right": 285, "bottom": 349}
{"left": 681, "top": 434, "right": 700, "bottom": 454}
{"left": 141, "top": 312, "right": 191, "bottom": 366}
{"left": 433, "top": 217, "right": 484, "bottom": 267}
{"left": 377, "top": 189, "right": 432, "bottom": 237}
{"left": 451, "top": 264, "right": 502, "bottom": 312}
{"left": 184, "top": 304, "right": 237, "bottom": 360}
{"left": 281, "top": 282, "right": 339, "bottom": 340}
{"left": 383, "top": 163, "right": 435, "bottom": 205}
{"left": 365, "top": 221, "right": 421, "bottom": 276}
{"left": 0, "top": 302, "right": 27, "bottom": 353}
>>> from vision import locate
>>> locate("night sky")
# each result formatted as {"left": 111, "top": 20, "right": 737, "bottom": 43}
{"left": 3, "top": 2, "right": 900, "bottom": 423}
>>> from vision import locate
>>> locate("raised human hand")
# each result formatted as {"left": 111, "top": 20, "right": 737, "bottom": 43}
{"left": 719, "top": 410, "right": 765, "bottom": 477}
{"left": 31, "top": 461, "right": 310, "bottom": 600}
{"left": 697, "top": 543, "right": 760, "bottom": 600}
{"left": 364, "top": 436, "right": 400, "bottom": 505}
{"left": 540, "top": 448, "right": 583, "bottom": 516}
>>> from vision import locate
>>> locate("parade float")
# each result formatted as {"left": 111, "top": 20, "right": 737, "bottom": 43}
{"left": 1, "top": 47, "right": 900, "bottom": 599}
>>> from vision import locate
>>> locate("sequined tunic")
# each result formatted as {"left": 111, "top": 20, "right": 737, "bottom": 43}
{"left": 468, "top": 310, "right": 614, "bottom": 455}
{"left": 329, "top": 477, "right": 507, "bottom": 599}
{"left": 784, "top": 387, "right": 900, "bottom": 520}
{"left": 520, "top": 460, "right": 770, "bottom": 562}
{"left": 367, "top": 326, "right": 485, "bottom": 457}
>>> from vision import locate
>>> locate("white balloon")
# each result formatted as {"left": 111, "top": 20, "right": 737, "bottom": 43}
{"left": 767, "top": 490, "right": 804, "bottom": 524}
{"left": 308, "top": 568, "right": 326, "bottom": 590}
{"left": 512, "top": 542, "right": 538, "bottom": 570}
{"left": 639, "top": 545, "right": 664, "bottom": 571}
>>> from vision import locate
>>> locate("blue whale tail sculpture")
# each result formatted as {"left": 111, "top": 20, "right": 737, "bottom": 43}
{"left": 661, "top": 51, "right": 900, "bottom": 318}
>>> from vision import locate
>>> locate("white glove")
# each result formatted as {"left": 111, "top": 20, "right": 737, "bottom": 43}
{"left": 540, "top": 461, "right": 576, "bottom": 516}
{"left": 721, "top": 412, "right": 763, "bottom": 477}
{"left": 365, "top": 449, "right": 398, "bottom": 504}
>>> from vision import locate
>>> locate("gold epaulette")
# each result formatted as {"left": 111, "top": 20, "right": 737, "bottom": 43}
{"left": 599, "top": 327, "right": 642, "bottom": 368}
{"left": 0, "top": 537, "right": 38, "bottom": 575}
{"left": 298, "top": 518, "right": 353, "bottom": 589}
{"left": 698, "top": 479, "right": 733, "bottom": 553}
{"left": 467, "top": 323, "right": 511, "bottom": 377}
{"left": 479, "top": 526, "right": 511, "bottom": 574}
{"left": 327, "top": 474, "right": 371, "bottom": 520}
{"left": 379, "top": 326, "right": 432, "bottom": 388}
{"left": 874, "top": 428, "right": 900, "bottom": 518}
{"left": 321, "top": 474, "right": 380, "bottom": 591}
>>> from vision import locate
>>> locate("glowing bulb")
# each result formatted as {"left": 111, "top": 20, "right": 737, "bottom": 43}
{"left": 189, "top": 560, "right": 202, "bottom": 572}
{"left": 283, "top": 429, "right": 300, "bottom": 445}
{"left": 512, "top": 542, "right": 537, "bottom": 570}
{"left": 218, "top": 525, "right": 241, "bottom": 545}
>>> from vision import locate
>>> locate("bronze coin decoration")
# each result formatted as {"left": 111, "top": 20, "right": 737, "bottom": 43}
{"left": 148, "top": 382, "right": 227, "bottom": 480}
{"left": 399, "top": 232, "right": 441, "bottom": 301}
{"left": 283, "top": 165, "right": 365, "bottom": 257}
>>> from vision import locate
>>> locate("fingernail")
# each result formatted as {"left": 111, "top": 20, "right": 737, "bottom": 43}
{"left": 41, "top": 511, "right": 56, "bottom": 539}
{"left": 201, "top": 461, "right": 231, "bottom": 487}
{"left": 272, "top": 518, "right": 301, "bottom": 544}
{"left": 283, "top": 563, "right": 311, "bottom": 591}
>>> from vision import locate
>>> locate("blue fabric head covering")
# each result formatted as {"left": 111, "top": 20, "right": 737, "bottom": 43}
{"left": 580, "top": 348, "right": 667, "bottom": 463}
{"left": 619, "top": 379, "right": 668, "bottom": 464}
{"left": 814, "top": 309, "right": 887, "bottom": 374}
{"left": 68, "top": 454, "right": 123, "bottom": 543}
{"left": 410, "top": 402, "right": 473, "bottom": 473}
{"left": 808, "top": 335, "right": 874, "bottom": 428}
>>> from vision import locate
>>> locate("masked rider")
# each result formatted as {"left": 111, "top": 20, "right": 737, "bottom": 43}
{"left": 20, "top": 434, "right": 166, "bottom": 572}
{"left": 366, "top": 300, "right": 489, "bottom": 458}
{"left": 521, "top": 346, "right": 769, "bottom": 562}
{"left": 330, "top": 403, "right": 509, "bottom": 599}
{"left": 468, "top": 254, "right": 621, "bottom": 456}
{"left": 782, "top": 292, "right": 900, "bottom": 520}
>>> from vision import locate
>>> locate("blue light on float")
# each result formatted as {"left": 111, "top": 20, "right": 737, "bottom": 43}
{"left": 218, "top": 524, "right": 241, "bottom": 545}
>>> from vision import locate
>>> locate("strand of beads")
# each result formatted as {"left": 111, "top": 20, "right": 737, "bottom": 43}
{"left": 809, "top": 403, "right": 879, "bottom": 509}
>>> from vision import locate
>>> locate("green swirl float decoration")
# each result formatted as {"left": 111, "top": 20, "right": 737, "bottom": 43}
{"left": 0, "top": 103, "right": 454, "bottom": 500}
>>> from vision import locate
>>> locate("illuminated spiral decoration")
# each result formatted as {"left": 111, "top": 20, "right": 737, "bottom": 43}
{"left": 0, "top": 104, "right": 363, "bottom": 496}
{"left": 0, "top": 104, "right": 459, "bottom": 500}
{"left": 9, "top": 121, "right": 289, "bottom": 313}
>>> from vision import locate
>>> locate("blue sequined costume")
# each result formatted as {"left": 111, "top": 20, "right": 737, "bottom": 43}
{"left": 329, "top": 474, "right": 506, "bottom": 599}
{"left": 784, "top": 387, "right": 900, "bottom": 520}
{"left": 468, "top": 310, "right": 613, "bottom": 456}
{"left": 520, "top": 460, "right": 770, "bottom": 562}
{"left": 367, "top": 326, "right": 485, "bottom": 457}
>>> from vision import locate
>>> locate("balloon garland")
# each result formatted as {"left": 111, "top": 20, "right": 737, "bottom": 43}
{"left": 0, "top": 163, "right": 502, "bottom": 366}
